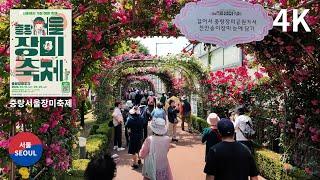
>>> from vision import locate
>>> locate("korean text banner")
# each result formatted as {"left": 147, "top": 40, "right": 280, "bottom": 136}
{"left": 10, "top": 9, "right": 72, "bottom": 97}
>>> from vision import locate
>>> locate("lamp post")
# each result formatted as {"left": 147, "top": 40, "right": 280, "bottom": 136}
{"left": 155, "top": 42, "right": 173, "bottom": 94}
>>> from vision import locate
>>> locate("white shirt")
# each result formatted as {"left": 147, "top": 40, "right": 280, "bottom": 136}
{"left": 112, "top": 107, "right": 123, "bottom": 126}
{"left": 234, "top": 115, "right": 252, "bottom": 141}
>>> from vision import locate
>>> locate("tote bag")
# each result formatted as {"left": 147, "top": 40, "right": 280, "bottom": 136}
{"left": 142, "top": 136, "right": 157, "bottom": 180}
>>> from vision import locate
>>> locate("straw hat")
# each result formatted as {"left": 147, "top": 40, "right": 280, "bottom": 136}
{"left": 207, "top": 113, "right": 220, "bottom": 125}
{"left": 150, "top": 118, "right": 167, "bottom": 135}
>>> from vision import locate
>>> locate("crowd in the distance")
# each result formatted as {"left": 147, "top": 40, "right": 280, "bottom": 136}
{"left": 84, "top": 89, "right": 259, "bottom": 180}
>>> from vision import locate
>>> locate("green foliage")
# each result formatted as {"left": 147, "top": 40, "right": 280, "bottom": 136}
{"left": 61, "top": 159, "right": 90, "bottom": 179}
{"left": 96, "top": 122, "right": 111, "bottom": 135}
{"left": 255, "top": 149, "right": 312, "bottom": 180}
{"left": 86, "top": 134, "right": 107, "bottom": 158}
{"left": 84, "top": 99, "right": 92, "bottom": 114}
{"left": 89, "top": 124, "right": 100, "bottom": 135}
{"left": 191, "top": 115, "right": 209, "bottom": 133}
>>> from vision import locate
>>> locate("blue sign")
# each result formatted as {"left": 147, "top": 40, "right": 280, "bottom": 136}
{"left": 8, "top": 132, "right": 43, "bottom": 166}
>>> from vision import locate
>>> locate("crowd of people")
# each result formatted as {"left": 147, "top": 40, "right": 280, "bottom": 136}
{"left": 85, "top": 89, "right": 259, "bottom": 180}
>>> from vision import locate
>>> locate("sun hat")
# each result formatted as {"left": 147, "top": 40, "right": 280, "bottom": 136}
{"left": 181, "top": 95, "right": 187, "bottom": 101}
{"left": 126, "top": 100, "right": 133, "bottom": 108}
{"left": 217, "top": 118, "right": 235, "bottom": 137}
{"left": 206, "top": 113, "right": 220, "bottom": 125}
{"left": 129, "top": 106, "right": 140, "bottom": 115}
{"left": 150, "top": 118, "right": 167, "bottom": 135}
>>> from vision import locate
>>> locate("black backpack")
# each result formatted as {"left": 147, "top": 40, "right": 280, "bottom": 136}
{"left": 239, "top": 121, "right": 256, "bottom": 139}
{"left": 183, "top": 101, "right": 191, "bottom": 113}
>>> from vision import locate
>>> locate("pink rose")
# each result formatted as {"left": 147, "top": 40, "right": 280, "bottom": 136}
{"left": 46, "top": 157, "right": 54, "bottom": 166}
{"left": 4, "top": 64, "right": 10, "bottom": 73}
{"left": 92, "top": 50, "right": 103, "bottom": 60}
{"left": 304, "top": 46, "right": 315, "bottom": 54}
{"left": 39, "top": 123, "right": 50, "bottom": 133}
{"left": 96, "top": 0, "right": 108, "bottom": 3}
{"left": 58, "top": 127, "right": 67, "bottom": 136}
{"left": 254, "top": 72, "right": 263, "bottom": 79}
{"left": 304, "top": 167, "right": 312, "bottom": 175}
{"left": 311, "top": 99, "right": 318, "bottom": 106}
{"left": 305, "top": 16, "right": 318, "bottom": 26}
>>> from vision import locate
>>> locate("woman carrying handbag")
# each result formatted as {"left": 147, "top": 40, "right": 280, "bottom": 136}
{"left": 139, "top": 119, "right": 173, "bottom": 180}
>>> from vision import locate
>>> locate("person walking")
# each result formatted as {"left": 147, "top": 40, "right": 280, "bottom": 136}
{"left": 139, "top": 100, "right": 151, "bottom": 141}
{"left": 204, "top": 119, "right": 259, "bottom": 180}
{"left": 112, "top": 101, "right": 125, "bottom": 151}
{"left": 159, "top": 93, "right": 167, "bottom": 106}
{"left": 123, "top": 100, "right": 133, "bottom": 147}
{"left": 135, "top": 90, "right": 143, "bottom": 106}
{"left": 181, "top": 95, "right": 192, "bottom": 133}
{"left": 167, "top": 99, "right": 179, "bottom": 142}
{"left": 147, "top": 91, "right": 156, "bottom": 113}
{"left": 129, "top": 89, "right": 136, "bottom": 102}
{"left": 139, "top": 118, "right": 173, "bottom": 180}
{"left": 126, "top": 106, "right": 144, "bottom": 169}
{"left": 202, "top": 113, "right": 221, "bottom": 161}
{"left": 234, "top": 105, "right": 255, "bottom": 153}
{"left": 151, "top": 102, "right": 166, "bottom": 123}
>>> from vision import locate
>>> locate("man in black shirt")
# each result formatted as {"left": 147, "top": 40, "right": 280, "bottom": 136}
{"left": 204, "top": 119, "right": 259, "bottom": 180}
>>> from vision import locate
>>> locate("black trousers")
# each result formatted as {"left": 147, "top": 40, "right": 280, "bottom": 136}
{"left": 239, "top": 140, "right": 254, "bottom": 154}
{"left": 124, "top": 125, "right": 129, "bottom": 146}
{"left": 143, "top": 123, "right": 148, "bottom": 141}
{"left": 114, "top": 124, "right": 122, "bottom": 148}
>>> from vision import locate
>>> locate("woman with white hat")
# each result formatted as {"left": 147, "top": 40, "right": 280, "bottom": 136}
{"left": 139, "top": 118, "right": 173, "bottom": 180}
{"left": 202, "top": 113, "right": 221, "bottom": 161}
{"left": 126, "top": 106, "right": 144, "bottom": 169}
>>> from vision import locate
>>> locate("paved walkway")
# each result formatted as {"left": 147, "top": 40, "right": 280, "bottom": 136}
{"left": 114, "top": 124, "right": 205, "bottom": 180}
{"left": 113, "top": 123, "right": 265, "bottom": 180}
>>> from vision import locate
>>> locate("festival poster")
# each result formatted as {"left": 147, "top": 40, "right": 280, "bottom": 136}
{"left": 10, "top": 9, "right": 72, "bottom": 97}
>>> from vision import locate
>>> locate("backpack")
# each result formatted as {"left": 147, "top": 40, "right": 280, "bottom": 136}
{"left": 183, "top": 101, "right": 191, "bottom": 114}
{"left": 239, "top": 121, "right": 256, "bottom": 139}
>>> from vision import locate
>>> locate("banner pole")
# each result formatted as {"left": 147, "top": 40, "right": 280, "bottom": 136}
{"left": 10, "top": 122, "right": 16, "bottom": 180}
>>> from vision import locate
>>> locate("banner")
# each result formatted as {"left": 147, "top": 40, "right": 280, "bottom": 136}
{"left": 173, "top": 0, "right": 273, "bottom": 48}
{"left": 10, "top": 9, "right": 72, "bottom": 97}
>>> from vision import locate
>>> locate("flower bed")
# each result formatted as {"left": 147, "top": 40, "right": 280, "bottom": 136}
{"left": 255, "top": 149, "right": 311, "bottom": 180}
{"left": 62, "top": 122, "right": 112, "bottom": 179}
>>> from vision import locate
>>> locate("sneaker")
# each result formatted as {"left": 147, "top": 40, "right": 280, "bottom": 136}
{"left": 117, "top": 147, "right": 125, "bottom": 151}
{"left": 113, "top": 146, "right": 117, "bottom": 150}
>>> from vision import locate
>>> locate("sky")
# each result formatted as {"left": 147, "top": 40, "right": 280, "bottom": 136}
{"left": 133, "top": 36, "right": 190, "bottom": 56}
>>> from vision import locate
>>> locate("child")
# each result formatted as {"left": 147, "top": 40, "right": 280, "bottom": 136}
{"left": 139, "top": 118, "right": 173, "bottom": 180}
{"left": 202, "top": 113, "right": 221, "bottom": 161}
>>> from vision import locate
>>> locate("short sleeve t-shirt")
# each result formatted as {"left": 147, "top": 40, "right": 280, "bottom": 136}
{"left": 204, "top": 141, "right": 259, "bottom": 180}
